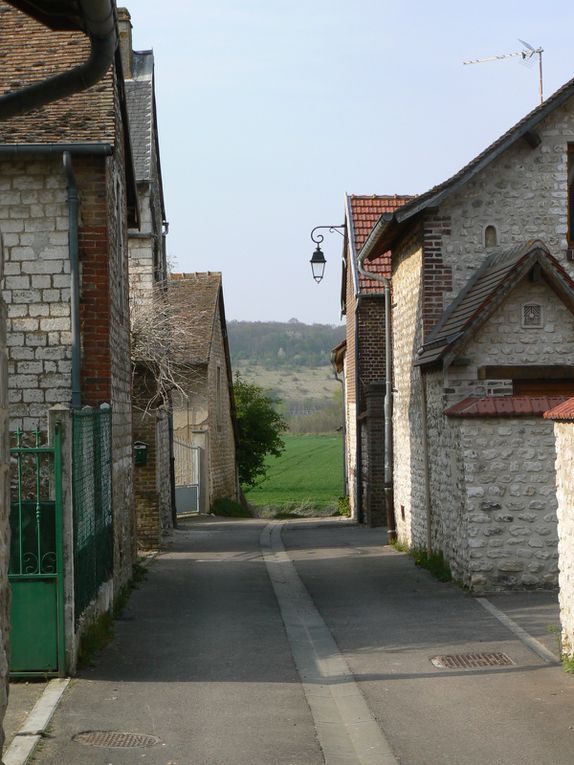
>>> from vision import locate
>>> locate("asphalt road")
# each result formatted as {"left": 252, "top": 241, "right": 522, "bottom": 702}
{"left": 30, "top": 517, "right": 574, "bottom": 765}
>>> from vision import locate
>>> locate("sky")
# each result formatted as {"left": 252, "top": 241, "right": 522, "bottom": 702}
{"left": 129, "top": 0, "right": 574, "bottom": 326}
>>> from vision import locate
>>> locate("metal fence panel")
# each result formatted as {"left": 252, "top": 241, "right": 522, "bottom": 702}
{"left": 72, "top": 406, "right": 113, "bottom": 621}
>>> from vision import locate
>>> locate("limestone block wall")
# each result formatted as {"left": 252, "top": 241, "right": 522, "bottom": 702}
{"left": 0, "top": 247, "right": 9, "bottom": 751}
{"left": 391, "top": 232, "right": 427, "bottom": 548}
{"left": 0, "top": 157, "right": 72, "bottom": 430}
{"left": 460, "top": 418, "right": 558, "bottom": 590}
{"left": 343, "top": 255, "right": 358, "bottom": 519}
{"left": 553, "top": 421, "right": 574, "bottom": 654}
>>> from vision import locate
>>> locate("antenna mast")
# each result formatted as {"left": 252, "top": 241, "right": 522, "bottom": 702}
{"left": 464, "top": 39, "right": 544, "bottom": 104}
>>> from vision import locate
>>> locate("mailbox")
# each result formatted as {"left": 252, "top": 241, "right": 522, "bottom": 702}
{"left": 134, "top": 441, "right": 149, "bottom": 466}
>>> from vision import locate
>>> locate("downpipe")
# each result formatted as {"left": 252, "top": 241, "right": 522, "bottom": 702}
{"left": 63, "top": 152, "right": 81, "bottom": 409}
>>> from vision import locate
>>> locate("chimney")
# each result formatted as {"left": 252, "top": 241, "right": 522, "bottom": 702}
{"left": 117, "top": 7, "right": 133, "bottom": 79}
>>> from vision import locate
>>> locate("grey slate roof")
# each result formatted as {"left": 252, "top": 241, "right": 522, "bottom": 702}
{"left": 416, "top": 240, "right": 574, "bottom": 367}
{"left": 125, "top": 50, "right": 153, "bottom": 182}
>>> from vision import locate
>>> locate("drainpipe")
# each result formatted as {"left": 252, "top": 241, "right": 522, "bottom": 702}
{"left": 0, "top": 0, "right": 116, "bottom": 120}
{"left": 419, "top": 367, "right": 432, "bottom": 553}
{"left": 63, "top": 152, "right": 81, "bottom": 410}
{"left": 357, "top": 255, "right": 396, "bottom": 543}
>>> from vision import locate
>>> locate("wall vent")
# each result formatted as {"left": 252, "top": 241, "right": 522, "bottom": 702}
{"left": 522, "top": 303, "right": 543, "bottom": 328}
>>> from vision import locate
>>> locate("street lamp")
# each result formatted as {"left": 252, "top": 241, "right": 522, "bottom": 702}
{"left": 309, "top": 224, "right": 345, "bottom": 283}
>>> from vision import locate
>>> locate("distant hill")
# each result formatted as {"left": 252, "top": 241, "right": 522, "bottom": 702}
{"left": 227, "top": 319, "right": 345, "bottom": 370}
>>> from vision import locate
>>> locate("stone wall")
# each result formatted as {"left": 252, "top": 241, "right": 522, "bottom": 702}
{"left": 343, "top": 249, "right": 358, "bottom": 520}
{"left": 460, "top": 418, "right": 558, "bottom": 590}
{"left": 553, "top": 421, "right": 574, "bottom": 654}
{"left": 424, "top": 97, "right": 574, "bottom": 329}
{"left": 391, "top": 230, "right": 427, "bottom": 549}
{"left": 0, "top": 243, "right": 9, "bottom": 751}
{"left": 0, "top": 156, "right": 72, "bottom": 430}
{"left": 207, "top": 306, "right": 237, "bottom": 504}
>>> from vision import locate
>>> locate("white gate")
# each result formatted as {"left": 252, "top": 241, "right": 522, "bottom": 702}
{"left": 174, "top": 439, "right": 202, "bottom": 515}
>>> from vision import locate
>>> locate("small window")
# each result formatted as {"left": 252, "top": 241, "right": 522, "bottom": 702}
{"left": 522, "top": 303, "right": 543, "bottom": 328}
{"left": 484, "top": 225, "right": 498, "bottom": 248}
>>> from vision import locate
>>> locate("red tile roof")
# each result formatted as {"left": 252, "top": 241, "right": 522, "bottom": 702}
{"left": 445, "top": 396, "right": 569, "bottom": 418}
{"left": 348, "top": 195, "right": 413, "bottom": 294}
{"left": 544, "top": 397, "right": 574, "bottom": 421}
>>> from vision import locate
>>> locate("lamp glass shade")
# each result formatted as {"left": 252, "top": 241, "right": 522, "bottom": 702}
{"left": 310, "top": 246, "right": 326, "bottom": 283}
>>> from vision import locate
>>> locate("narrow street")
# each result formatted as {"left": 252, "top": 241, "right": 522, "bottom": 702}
{"left": 28, "top": 518, "right": 574, "bottom": 765}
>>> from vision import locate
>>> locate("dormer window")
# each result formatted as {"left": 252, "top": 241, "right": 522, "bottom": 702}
{"left": 484, "top": 225, "right": 498, "bottom": 248}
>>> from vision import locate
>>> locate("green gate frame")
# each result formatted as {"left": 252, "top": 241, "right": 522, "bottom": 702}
{"left": 9, "top": 425, "right": 66, "bottom": 677}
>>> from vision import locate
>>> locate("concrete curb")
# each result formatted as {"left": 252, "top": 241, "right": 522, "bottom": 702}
{"left": 3, "top": 678, "right": 70, "bottom": 765}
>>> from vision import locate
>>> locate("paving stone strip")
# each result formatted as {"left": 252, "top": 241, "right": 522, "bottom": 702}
{"left": 3, "top": 678, "right": 70, "bottom": 765}
{"left": 260, "top": 521, "right": 398, "bottom": 765}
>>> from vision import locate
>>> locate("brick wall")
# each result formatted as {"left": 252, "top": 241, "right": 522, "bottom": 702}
{"left": 553, "top": 421, "right": 574, "bottom": 654}
{"left": 0, "top": 247, "right": 9, "bottom": 751}
{"left": 422, "top": 215, "right": 452, "bottom": 335}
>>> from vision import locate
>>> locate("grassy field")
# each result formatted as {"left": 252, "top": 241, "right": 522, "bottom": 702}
{"left": 234, "top": 362, "right": 339, "bottom": 403}
{"left": 245, "top": 433, "right": 344, "bottom": 514}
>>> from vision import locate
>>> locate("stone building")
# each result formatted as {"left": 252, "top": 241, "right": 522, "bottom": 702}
{"left": 120, "top": 10, "right": 174, "bottom": 549}
{"left": 337, "top": 194, "right": 411, "bottom": 525}
{"left": 353, "top": 75, "right": 574, "bottom": 589}
{"left": 170, "top": 273, "right": 239, "bottom": 513}
{"left": 0, "top": 0, "right": 138, "bottom": 668}
{"left": 545, "top": 398, "right": 574, "bottom": 656}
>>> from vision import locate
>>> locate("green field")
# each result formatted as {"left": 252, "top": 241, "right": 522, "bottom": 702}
{"left": 245, "top": 433, "right": 344, "bottom": 513}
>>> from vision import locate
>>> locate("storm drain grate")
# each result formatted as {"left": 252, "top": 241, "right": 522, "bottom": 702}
{"left": 73, "top": 731, "right": 161, "bottom": 749}
{"left": 431, "top": 652, "right": 514, "bottom": 670}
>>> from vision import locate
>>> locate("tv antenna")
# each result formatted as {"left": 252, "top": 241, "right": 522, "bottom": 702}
{"left": 464, "top": 39, "right": 544, "bottom": 104}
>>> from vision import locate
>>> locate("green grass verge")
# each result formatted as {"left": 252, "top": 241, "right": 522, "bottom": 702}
{"left": 245, "top": 433, "right": 344, "bottom": 514}
{"left": 211, "top": 497, "right": 252, "bottom": 518}
{"left": 393, "top": 541, "right": 452, "bottom": 583}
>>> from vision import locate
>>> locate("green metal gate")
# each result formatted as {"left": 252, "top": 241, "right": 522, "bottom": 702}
{"left": 9, "top": 426, "right": 65, "bottom": 677}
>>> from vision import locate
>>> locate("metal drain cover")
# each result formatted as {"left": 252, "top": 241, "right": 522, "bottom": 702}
{"left": 431, "top": 652, "right": 514, "bottom": 669}
{"left": 73, "top": 731, "right": 160, "bottom": 749}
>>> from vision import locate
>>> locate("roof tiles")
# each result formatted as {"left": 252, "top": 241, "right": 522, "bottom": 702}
{"left": 348, "top": 195, "right": 413, "bottom": 293}
{"left": 544, "top": 397, "right": 574, "bottom": 421}
{"left": 446, "top": 395, "right": 569, "bottom": 418}
{"left": 0, "top": 2, "right": 116, "bottom": 144}
{"left": 169, "top": 273, "right": 222, "bottom": 365}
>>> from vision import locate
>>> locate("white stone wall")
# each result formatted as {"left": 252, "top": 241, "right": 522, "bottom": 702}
{"left": 439, "top": 97, "right": 574, "bottom": 308}
{"left": 460, "top": 417, "right": 558, "bottom": 590}
{"left": 391, "top": 235, "right": 427, "bottom": 548}
{"left": 424, "top": 370, "right": 469, "bottom": 581}
{"left": 553, "top": 421, "right": 574, "bottom": 654}
{"left": 0, "top": 158, "right": 72, "bottom": 430}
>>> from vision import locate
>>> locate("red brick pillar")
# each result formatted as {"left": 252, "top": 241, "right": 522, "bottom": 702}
{"left": 365, "top": 382, "right": 386, "bottom": 527}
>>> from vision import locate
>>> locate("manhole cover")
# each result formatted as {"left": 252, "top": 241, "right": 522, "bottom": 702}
{"left": 73, "top": 731, "right": 161, "bottom": 749}
{"left": 431, "top": 652, "right": 514, "bottom": 669}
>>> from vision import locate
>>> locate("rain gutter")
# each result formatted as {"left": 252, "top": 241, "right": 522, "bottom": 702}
{"left": 0, "top": 0, "right": 117, "bottom": 120}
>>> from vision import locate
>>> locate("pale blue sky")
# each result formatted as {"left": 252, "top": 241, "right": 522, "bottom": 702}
{"left": 130, "top": 1, "right": 574, "bottom": 325}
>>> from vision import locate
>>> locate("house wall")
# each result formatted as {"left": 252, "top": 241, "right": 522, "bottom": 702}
{"left": 422, "top": 97, "right": 574, "bottom": 331}
{"left": 553, "top": 421, "right": 574, "bottom": 654}
{"left": 447, "top": 279, "right": 574, "bottom": 405}
{"left": 0, "top": 250, "right": 9, "bottom": 751}
{"left": 424, "top": 369, "right": 469, "bottom": 582}
{"left": 206, "top": 308, "right": 237, "bottom": 504}
{"left": 391, "top": 230, "right": 427, "bottom": 549}
{"left": 1, "top": 157, "right": 72, "bottom": 429}
{"left": 343, "top": 252, "right": 358, "bottom": 519}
